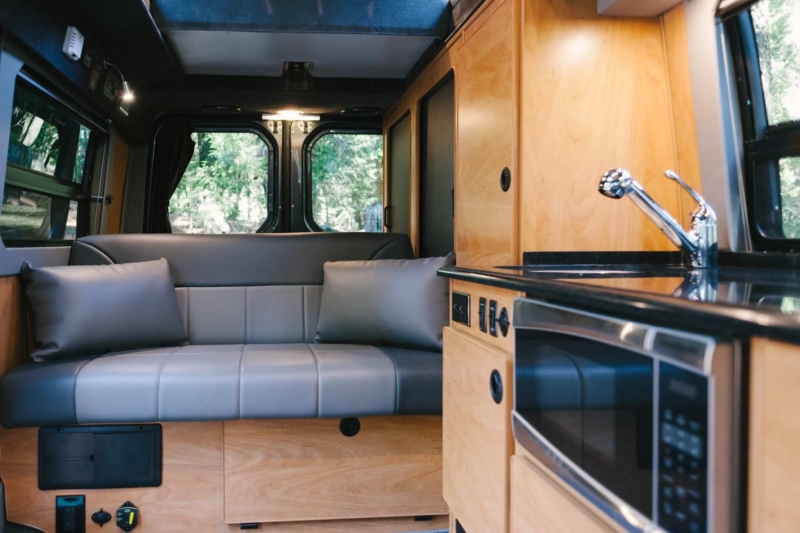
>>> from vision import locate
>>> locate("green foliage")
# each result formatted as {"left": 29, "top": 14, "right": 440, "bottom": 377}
{"left": 169, "top": 132, "right": 271, "bottom": 234}
{"left": 311, "top": 133, "right": 383, "bottom": 232}
{"left": 8, "top": 90, "right": 60, "bottom": 176}
{"left": 752, "top": 0, "right": 800, "bottom": 237}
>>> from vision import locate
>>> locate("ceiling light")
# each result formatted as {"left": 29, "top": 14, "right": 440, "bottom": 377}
{"left": 262, "top": 110, "right": 319, "bottom": 121}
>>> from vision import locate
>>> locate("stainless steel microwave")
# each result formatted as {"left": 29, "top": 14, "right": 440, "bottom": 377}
{"left": 512, "top": 298, "right": 744, "bottom": 533}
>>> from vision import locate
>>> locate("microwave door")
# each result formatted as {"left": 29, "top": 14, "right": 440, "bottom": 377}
{"left": 516, "top": 335, "right": 656, "bottom": 524}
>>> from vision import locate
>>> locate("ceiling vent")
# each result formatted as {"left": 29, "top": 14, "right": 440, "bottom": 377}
{"left": 340, "top": 107, "right": 380, "bottom": 117}
{"left": 282, "top": 62, "right": 315, "bottom": 91}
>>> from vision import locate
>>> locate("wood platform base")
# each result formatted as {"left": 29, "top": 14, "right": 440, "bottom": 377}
{"left": 0, "top": 418, "right": 447, "bottom": 532}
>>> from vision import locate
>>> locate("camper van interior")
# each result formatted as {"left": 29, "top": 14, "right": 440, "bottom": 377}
{"left": 0, "top": 0, "right": 799, "bottom": 531}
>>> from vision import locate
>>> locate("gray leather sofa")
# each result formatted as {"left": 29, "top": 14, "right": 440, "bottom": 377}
{"left": 0, "top": 233, "right": 443, "bottom": 428}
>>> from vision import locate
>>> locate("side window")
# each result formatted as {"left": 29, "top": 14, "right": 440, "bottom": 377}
{"left": 308, "top": 132, "right": 384, "bottom": 232}
{"left": 727, "top": 0, "right": 800, "bottom": 248}
{"left": 1, "top": 78, "right": 99, "bottom": 244}
{"left": 168, "top": 130, "right": 274, "bottom": 234}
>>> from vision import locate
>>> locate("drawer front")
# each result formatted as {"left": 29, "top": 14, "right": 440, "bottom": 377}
{"left": 443, "top": 327, "right": 513, "bottom": 533}
{"left": 510, "top": 455, "right": 617, "bottom": 533}
{"left": 451, "top": 280, "right": 519, "bottom": 354}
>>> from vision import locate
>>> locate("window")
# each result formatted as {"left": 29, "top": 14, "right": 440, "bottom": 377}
{"left": 168, "top": 130, "right": 275, "bottom": 234}
{"left": 727, "top": 0, "right": 800, "bottom": 249}
{"left": 1, "top": 78, "right": 99, "bottom": 244}
{"left": 307, "top": 131, "right": 384, "bottom": 232}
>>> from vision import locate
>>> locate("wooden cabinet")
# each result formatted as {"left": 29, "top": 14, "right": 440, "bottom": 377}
{"left": 223, "top": 417, "right": 447, "bottom": 524}
{"left": 451, "top": 279, "right": 520, "bottom": 354}
{"left": 443, "top": 327, "right": 514, "bottom": 532}
{"left": 510, "top": 455, "right": 616, "bottom": 533}
{"left": 455, "top": 0, "right": 519, "bottom": 268}
{"left": 748, "top": 337, "right": 800, "bottom": 533}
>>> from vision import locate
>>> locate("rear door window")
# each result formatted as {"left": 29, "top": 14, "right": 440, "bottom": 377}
{"left": 308, "top": 132, "right": 383, "bottom": 232}
{"left": 168, "top": 131, "right": 275, "bottom": 234}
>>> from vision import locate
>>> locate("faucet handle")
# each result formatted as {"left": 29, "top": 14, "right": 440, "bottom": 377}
{"left": 664, "top": 170, "right": 717, "bottom": 224}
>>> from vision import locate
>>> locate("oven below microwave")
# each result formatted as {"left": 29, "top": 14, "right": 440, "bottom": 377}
{"left": 512, "top": 298, "right": 744, "bottom": 533}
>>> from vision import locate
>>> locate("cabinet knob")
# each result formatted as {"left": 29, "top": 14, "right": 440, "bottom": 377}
{"left": 490, "top": 370, "right": 503, "bottom": 404}
{"left": 500, "top": 167, "right": 511, "bottom": 192}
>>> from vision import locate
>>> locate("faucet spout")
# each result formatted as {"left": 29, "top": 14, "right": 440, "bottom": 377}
{"left": 598, "top": 168, "right": 717, "bottom": 268}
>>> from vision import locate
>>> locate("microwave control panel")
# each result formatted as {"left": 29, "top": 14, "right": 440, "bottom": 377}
{"left": 657, "top": 362, "right": 709, "bottom": 533}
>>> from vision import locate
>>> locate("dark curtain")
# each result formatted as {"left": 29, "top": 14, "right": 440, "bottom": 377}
{"left": 147, "top": 117, "right": 195, "bottom": 233}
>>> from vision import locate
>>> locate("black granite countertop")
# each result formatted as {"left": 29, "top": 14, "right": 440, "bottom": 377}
{"left": 438, "top": 251, "right": 800, "bottom": 344}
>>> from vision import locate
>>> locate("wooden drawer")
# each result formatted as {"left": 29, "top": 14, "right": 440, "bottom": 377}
{"left": 443, "top": 327, "right": 513, "bottom": 533}
{"left": 451, "top": 279, "right": 520, "bottom": 354}
{"left": 510, "top": 455, "right": 617, "bottom": 533}
{"left": 223, "top": 417, "right": 447, "bottom": 524}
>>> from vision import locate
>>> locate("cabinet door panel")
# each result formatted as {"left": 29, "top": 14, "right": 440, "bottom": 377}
{"left": 443, "top": 327, "right": 513, "bottom": 532}
{"left": 510, "top": 456, "right": 615, "bottom": 532}
{"left": 456, "top": 0, "right": 518, "bottom": 268}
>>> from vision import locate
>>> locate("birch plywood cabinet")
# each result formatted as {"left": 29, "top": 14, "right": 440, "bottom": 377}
{"left": 455, "top": 0, "right": 519, "bottom": 268}
{"left": 749, "top": 337, "right": 800, "bottom": 533}
{"left": 443, "top": 327, "right": 514, "bottom": 532}
{"left": 510, "top": 455, "right": 617, "bottom": 533}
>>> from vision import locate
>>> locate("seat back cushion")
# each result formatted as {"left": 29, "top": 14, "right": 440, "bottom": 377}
{"left": 314, "top": 254, "right": 455, "bottom": 351}
{"left": 22, "top": 259, "right": 187, "bottom": 362}
{"left": 69, "top": 233, "right": 413, "bottom": 345}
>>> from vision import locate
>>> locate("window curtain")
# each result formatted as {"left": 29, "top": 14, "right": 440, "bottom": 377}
{"left": 147, "top": 117, "right": 195, "bottom": 233}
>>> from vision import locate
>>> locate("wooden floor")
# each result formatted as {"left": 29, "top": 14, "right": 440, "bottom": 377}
{"left": 0, "top": 420, "right": 448, "bottom": 532}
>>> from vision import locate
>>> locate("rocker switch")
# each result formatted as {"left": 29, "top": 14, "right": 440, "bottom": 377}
{"left": 489, "top": 300, "right": 498, "bottom": 337}
{"left": 479, "top": 298, "right": 487, "bottom": 333}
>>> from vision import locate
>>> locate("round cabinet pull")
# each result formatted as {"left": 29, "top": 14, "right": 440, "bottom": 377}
{"left": 500, "top": 167, "right": 511, "bottom": 192}
{"left": 339, "top": 417, "right": 361, "bottom": 437}
{"left": 490, "top": 370, "right": 503, "bottom": 404}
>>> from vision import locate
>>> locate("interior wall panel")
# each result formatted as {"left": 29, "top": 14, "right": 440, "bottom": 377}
{"left": 519, "top": 0, "right": 680, "bottom": 253}
{"left": 420, "top": 77, "right": 456, "bottom": 258}
{"left": 663, "top": 2, "right": 705, "bottom": 229}
{"left": 388, "top": 115, "right": 412, "bottom": 236}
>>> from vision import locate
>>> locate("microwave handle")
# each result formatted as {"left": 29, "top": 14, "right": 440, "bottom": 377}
{"left": 513, "top": 297, "right": 718, "bottom": 374}
{"left": 512, "top": 412, "right": 665, "bottom": 533}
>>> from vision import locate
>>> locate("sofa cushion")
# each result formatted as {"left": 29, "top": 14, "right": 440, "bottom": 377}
{"left": 71, "top": 233, "right": 414, "bottom": 286}
{"left": 21, "top": 259, "right": 187, "bottom": 362}
{"left": 314, "top": 254, "right": 455, "bottom": 351}
{"left": 0, "top": 344, "right": 442, "bottom": 428}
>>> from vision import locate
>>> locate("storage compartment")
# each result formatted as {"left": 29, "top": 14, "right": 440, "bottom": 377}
{"left": 223, "top": 417, "right": 447, "bottom": 524}
{"left": 510, "top": 455, "right": 614, "bottom": 532}
{"left": 38, "top": 425, "right": 162, "bottom": 490}
{"left": 443, "top": 327, "right": 513, "bottom": 532}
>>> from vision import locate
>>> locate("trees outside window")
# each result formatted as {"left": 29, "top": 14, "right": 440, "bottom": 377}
{"left": 168, "top": 131, "right": 273, "bottom": 234}
{"left": 309, "top": 133, "right": 383, "bottom": 232}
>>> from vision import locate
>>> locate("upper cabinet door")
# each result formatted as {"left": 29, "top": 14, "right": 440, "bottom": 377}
{"left": 455, "top": 0, "right": 519, "bottom": 268}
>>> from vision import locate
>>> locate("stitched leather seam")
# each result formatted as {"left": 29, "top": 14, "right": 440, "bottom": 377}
{"left": 308, "top": 344, "right": 320, "bottom": 417}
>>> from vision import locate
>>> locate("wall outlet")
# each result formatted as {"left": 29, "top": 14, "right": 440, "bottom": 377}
{"left": 452, "top": 292, "right": 470, "bottom": 326}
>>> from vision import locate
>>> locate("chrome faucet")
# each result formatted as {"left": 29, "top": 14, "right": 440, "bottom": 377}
{"left": 598, "top": 168, "right": 718, "bottom": 268}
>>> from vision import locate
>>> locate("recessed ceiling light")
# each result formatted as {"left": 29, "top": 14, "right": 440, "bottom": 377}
{"left": 262, "top": 110, "right": 320, "bottom": 121}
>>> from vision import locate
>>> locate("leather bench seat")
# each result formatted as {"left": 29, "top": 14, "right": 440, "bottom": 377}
{"left": 1, "top": 233, "right": 446, "bottom": 429}
{"left": 0, "top": 344, "right": 442, "bottom": 428}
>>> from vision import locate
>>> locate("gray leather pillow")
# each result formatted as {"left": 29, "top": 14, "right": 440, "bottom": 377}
{"left": 314, "top": 254, "right": 455, "bottom": 351}
{"left": 21, "top": 259, "right": 187, "bottom": 362}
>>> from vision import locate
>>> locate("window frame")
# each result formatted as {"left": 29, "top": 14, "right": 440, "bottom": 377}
{"left": 2, "top": 72, "right": 107, "bottom": 247}
{"left": 726, "top": 9, "right": 800, "bottom": 251}
{"left": 152, "top": 119, "right": 280, "bottom": 235}
{"left": 301, "top": 122, "right": 383, "bottom": 233}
